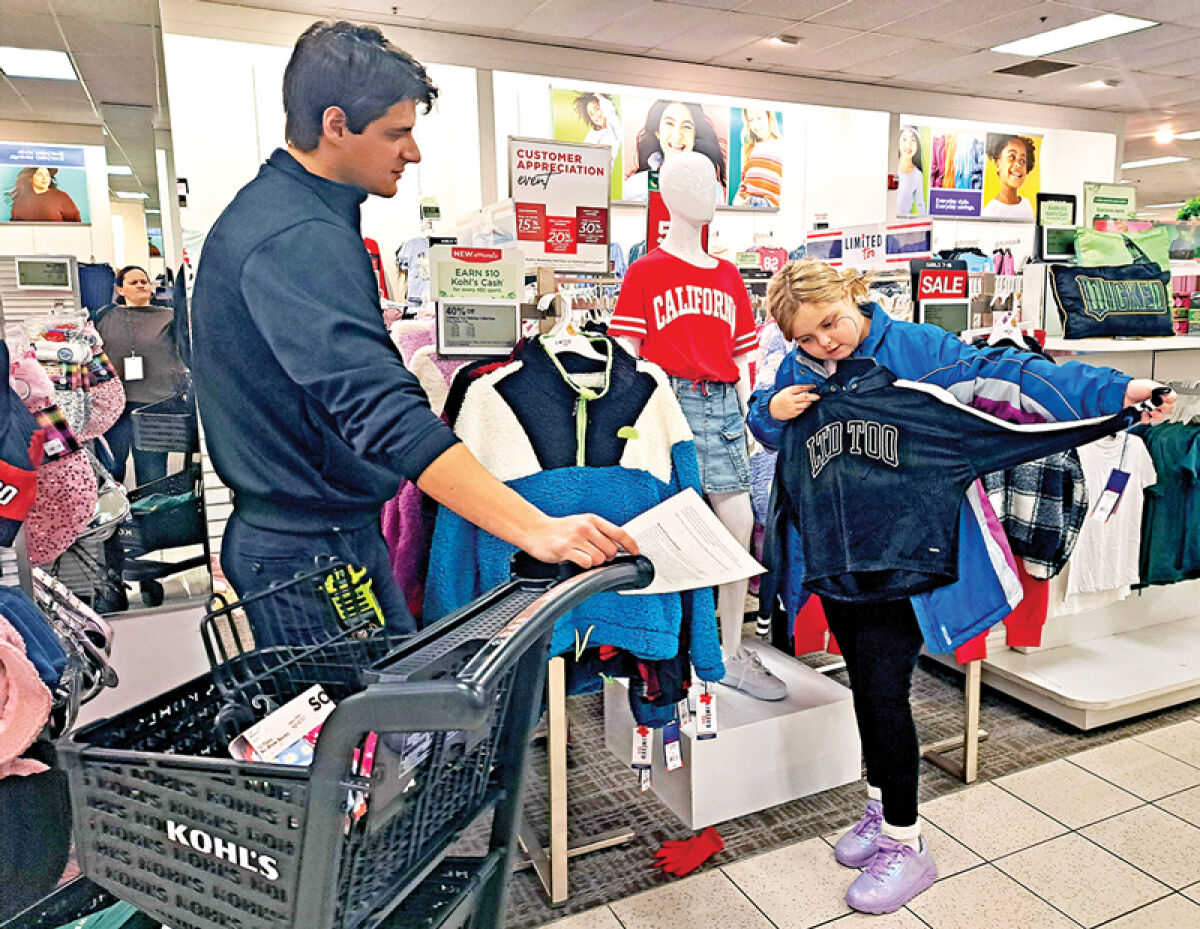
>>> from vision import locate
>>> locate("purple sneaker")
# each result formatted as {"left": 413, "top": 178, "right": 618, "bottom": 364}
{"left": 845, "top": 835, "right": 937, "bottom": 914}
{"left": 834, "top": 799, "right": 883, "bottom": 868}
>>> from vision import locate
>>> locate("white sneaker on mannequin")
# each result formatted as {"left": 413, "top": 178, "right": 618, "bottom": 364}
{"left": 719, "top": 647, "right": 787, "bottom": 700}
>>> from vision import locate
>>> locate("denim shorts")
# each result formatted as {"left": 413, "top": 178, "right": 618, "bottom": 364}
{"left": 669, "top": 376, "right": 752, "bottom": 494}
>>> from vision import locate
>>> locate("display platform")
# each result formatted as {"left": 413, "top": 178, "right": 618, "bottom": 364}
{"left": 932, "top": 614, "right": 1200, "bottom": 730}
{"left": 603, "top": 643, "right": 860, "bottom": 830}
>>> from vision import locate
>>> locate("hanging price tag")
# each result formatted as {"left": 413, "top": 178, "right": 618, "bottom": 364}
{"left": 639, "top": 767, "right": 653, "bottom": 792}
{"left": 631, "top": 725, "right": 652, "bottom": 769}
{"left": 696, "top": 683, "right": 717, "bottom": 740}
{"left": 677, "top": 697, "right": 692, "bottom": 728}
{"left": 662, "top": 720, "right": 683, "bottom": 771}
{"left": 1091, "top": 468, "right": 1130, "bottom": 523}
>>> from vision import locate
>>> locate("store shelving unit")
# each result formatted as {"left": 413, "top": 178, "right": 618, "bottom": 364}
{"left": 932, "top": 327, "right": 1200, "bottom": 730}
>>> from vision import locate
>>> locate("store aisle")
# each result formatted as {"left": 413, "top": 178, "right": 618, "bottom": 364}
{"left": 534, "top": 717, "right": 1200, "bottom": 929}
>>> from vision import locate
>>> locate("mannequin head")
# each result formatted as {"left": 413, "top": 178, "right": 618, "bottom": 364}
{"left": 659, "top": 150, "right": 717, "bottom": 226}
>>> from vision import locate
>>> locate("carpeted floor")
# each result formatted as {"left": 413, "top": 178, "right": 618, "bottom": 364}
{"left": 503, "top": 654, "right": 1200, "bottom": 928}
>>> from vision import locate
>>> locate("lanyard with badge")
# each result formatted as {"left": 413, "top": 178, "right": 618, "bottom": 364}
{"left": 124, "top": 350, "right": 144, "bottom": 382}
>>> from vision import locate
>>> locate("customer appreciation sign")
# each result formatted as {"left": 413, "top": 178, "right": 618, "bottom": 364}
{"left": 509, "top": 136, "right": 611, "bottom": 273}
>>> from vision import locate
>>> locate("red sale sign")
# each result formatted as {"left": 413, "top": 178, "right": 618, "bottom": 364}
{"left": 514, "top": 203, "right": 546, "bottom": 242}
{"left": 917, "top": 269, "right": 968, "bottom": 300}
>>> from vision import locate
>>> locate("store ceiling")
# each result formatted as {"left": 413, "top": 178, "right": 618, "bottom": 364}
{"left": 213, "top": 0, "right": 1200, "bottom": 209}
{"left": 0, "top": 0, "right": 167, "bottom": 212}
{"left": 3, "top": 0, "right": 1199, "bottom": 215}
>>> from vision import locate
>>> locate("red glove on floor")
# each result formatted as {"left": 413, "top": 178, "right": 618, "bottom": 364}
{"left": 652, "top": 826, "right": 725, "bottom": 877}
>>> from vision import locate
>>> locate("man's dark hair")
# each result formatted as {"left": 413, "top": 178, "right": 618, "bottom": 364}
{"left": 283, "top": 21, "right": 438, "bottom": 151}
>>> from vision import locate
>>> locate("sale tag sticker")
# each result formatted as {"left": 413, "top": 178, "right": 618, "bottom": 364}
{"left": 576, "top": 206, "right": 609, "bottom": 245}
{"left": 545, "top": 215, "right": 578, "bottom": 254}
{"left": 515, "top": 202, "right": 546, "bottom": 242}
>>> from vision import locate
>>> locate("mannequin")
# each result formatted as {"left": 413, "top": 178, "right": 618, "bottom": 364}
{"left": 611, "top": 151, "right": 785, "bottom": 700}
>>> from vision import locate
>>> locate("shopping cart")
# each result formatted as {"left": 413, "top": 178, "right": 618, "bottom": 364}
{"left": 12, "top": 552, "right": 652, "bottom": 929}
{"left": 119, "top": 391, "right": 208, "bottom": 607}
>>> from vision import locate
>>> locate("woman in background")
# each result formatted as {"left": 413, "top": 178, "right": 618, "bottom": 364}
{"left": 6, "top": 166, "right": 81, "bottom": 222}
{"left": 896, "top": 126, "right": 925, "bottom": 216}
{"left": 733, "top": 108, "right": 783, "bottom": 208}
{"left": 94, "top": 265, "right": 187, "bottom": 487}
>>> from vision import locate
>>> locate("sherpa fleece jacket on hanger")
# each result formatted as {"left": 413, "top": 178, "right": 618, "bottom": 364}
{"left": 424, "top": 337, "right": 724, "bottom": 681}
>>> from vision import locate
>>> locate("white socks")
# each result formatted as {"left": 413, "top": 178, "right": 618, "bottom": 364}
{"left": 881, "top": 819, "right": 922, "bottom": 853}
{"left": 866, "top": 784, "right": 882, "bottom": 803}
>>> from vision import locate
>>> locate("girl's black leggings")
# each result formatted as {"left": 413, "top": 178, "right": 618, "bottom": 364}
{"left": 821, "top": 596, "right": 925, "bottom": 828}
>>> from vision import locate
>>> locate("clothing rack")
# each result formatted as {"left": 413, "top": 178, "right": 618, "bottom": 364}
{"left": 516, "top": 657, "right": 636, "bottom": 903}
{"left": 921, "top": 660, "right": 988, "bottom": 783}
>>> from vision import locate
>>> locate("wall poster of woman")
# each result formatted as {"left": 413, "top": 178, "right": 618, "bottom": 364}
{"left": 729, "top": 108, "right": 784, "bottom": 209}
{"left": 620, "top": 97, "right": 729, "bottom": 203}
{"left": 0, "top": 143, "right": 90, "bottom": 223}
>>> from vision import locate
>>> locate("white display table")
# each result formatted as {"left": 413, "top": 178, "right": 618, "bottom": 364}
{"left": 603, "top": 643, "right": 860, "bottom": 830}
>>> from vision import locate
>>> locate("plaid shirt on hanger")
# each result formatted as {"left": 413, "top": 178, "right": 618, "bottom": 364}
{"left": 980, "top": 450, "right": 1088, "bottom": 579}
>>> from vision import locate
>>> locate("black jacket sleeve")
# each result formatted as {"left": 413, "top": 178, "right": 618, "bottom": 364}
{"left": 240, "top": 220, "right": 458, "bottom": 482}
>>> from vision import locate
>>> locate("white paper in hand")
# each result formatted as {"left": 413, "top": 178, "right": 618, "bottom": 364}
{"left": 620, "top": 488, "right": 765, "bottom": 595}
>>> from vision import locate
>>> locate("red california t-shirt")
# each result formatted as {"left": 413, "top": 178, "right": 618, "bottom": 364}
{"left": 609, "top": 249, "right": 758, "bottom": 382}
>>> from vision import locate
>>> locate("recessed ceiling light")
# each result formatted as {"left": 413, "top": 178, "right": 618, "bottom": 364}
{"left": 1175, "top": 129, "right": 1200, "bottom": 140}
{"left": 0, "top": 46, "right": 77, "bottom": 81}
{"left": 106, "top": 165, "right": 132, "bottom": 176}
{"left": 1154, "top": 129, "right": 1176, "bottom": 144}
{"left": 1121, "top": 156, "right": 1188, "bottom": 169}
{"left": 1145, "top": 201, "right": 1185, "bottom": 209}
{"left": 991, "top": 13, "right": 1157, "bottom": 57}
{"left": 1081, "top": 79, "right": 1120, "bottom": 89}
{"left": 769, "top": 35, "right": 800, "bottom": 46}
{"left": 115, "top": 191, "right": 149, "bottom": 199}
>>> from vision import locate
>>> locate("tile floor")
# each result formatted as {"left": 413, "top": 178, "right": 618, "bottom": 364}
{"left": 535, "top": 716, "right": 1200, "bottom": 929}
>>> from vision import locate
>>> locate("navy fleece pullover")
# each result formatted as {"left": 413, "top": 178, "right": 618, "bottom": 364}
{"left": 192, "top": 149, "right": 457, "bottom": 531}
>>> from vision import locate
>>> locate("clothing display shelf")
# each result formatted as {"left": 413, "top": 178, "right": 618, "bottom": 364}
{"left": 933, "top": 358, "right": 1200, "bottom": 730}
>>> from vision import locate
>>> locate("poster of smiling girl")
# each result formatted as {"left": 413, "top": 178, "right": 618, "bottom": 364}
{"left": 981, "top": 132, "right": 1043, "bottom": 222}
{"left": 620, "top": 97, "right": 729, "bottom": 203}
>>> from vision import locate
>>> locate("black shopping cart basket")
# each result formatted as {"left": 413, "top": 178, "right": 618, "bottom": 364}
{"left": 42, "top": 553, "right": 653, "bottom": 929}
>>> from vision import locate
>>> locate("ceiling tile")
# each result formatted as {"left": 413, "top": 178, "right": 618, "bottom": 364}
{"left": 48, "top": 0, "right": 162, "bottom": 24}
{"left": 1057, "top": 23, "right": 1200, "bottom": 64}
{"left": 1140, "top": 57, "right": 1200, "bottom": 78}
{"left": 588, "top": 2, "right": 721, "bottom": 49}
{"left": 511, "top": 0, "right": 644, "bottom": 41}
{"left": 850, "top": 38, "right": 972, "bottom": 78}
{"left": 709, "top": 21, "right": 857, "bottom": 66}
{"left": 801, "top": 32, "right": 926, "bottom": 71}
{"left": 878, "top": 0, "right": 1042, "bottom": 42}
{"left": 7, "top": 75, "right": 91, "bottom": 102}
{"left": 1100, "top": 0, "right": 1200, "bottom": 25}
{"left": 653, "top": 11, "right": 798, "bottom": 58}
{"left": 808, "top": 0, "right": 947, "bottom": 31}
{"left": 0, "top": 12, "right": 67, "bottom": 50}
{"left": 903, "top": 49, "right": 1020, "bottom": 84}
{"left": 57, "top": 19, "right": 154, "bottom": 57}
{"left": 947, "top": 2, "right": 1098, "bottom": 49}
{"left": 660, "top": 0, "right": 744, "bottom": 8}
{"left": 732, "top": 0, "right": 845, "bottom": 18}
{"left": 75, "top": 53, "right": 158, "bottom": 106}
{"left": 423, "top": 0, "right": 547, "bottom": 30}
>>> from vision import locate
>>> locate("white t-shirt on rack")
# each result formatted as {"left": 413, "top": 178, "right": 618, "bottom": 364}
{"left": 1056, "top": 433, "right": 1156, "bottom": 615}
